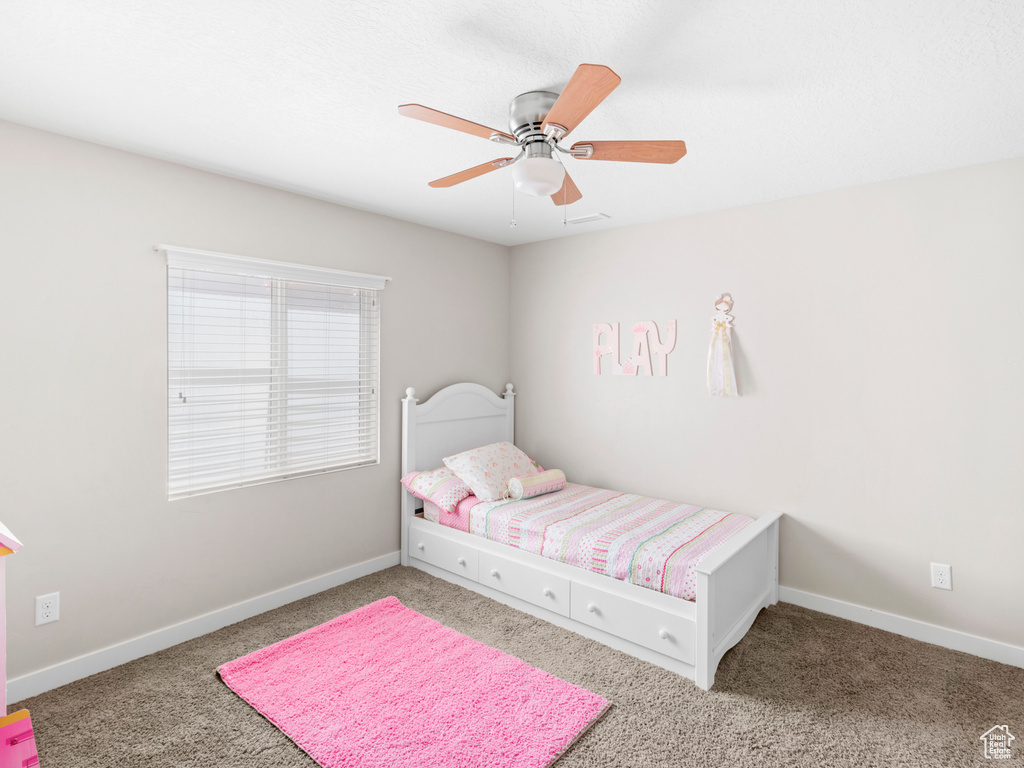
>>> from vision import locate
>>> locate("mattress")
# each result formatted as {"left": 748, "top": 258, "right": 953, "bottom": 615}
{"left": 439, "top": 482, "right": 751, "bottom": 601}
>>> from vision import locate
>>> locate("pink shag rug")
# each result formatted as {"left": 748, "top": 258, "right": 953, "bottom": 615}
{"left": 218, "top": 596, "right": 610, "bottom": 768}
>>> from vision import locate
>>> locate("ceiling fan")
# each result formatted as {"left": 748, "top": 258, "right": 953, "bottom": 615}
{"left": 398, "top": 64, "right": 686, "bottom": 206}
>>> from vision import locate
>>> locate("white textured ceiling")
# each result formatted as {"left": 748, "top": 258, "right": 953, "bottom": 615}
{"left": 1, "top": 1, "right": 1022, "bottom": 246}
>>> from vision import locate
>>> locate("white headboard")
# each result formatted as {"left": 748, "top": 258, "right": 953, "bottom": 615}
{"left": 400, "top": 382, "right": 515, "bottom": 564}
{"left": 402, "top": 382, "right": 515, "bottom": 475}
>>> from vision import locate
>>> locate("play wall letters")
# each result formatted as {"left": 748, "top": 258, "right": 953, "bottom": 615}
{"left": 593, "top": 321, "right": 676, "bottom": 375}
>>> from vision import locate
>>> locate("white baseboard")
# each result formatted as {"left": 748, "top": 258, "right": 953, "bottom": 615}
{"left": 779, "top": 587, "right": 1024, "bottom": 670}
{"left": 8, "top": 551, "right": 400, "bottom": 703}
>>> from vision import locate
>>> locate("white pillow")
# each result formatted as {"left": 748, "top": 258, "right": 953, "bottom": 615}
{"left": 443, "top": 441, "right": 542, "bottom": 502}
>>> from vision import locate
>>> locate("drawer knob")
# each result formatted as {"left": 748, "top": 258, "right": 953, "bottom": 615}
{"left": 491, "top": 569, "right": 500, "bottom": 578}
{"left": 658, "top": 629, "right": 669, "bottom": 640}
{"left": 457, "top": 557, "right": 466, "bottom": 566}
{"left": 416, "top": 542, "right": 424, "bottom": 551}
{"left": 587, "top": 603, "right": 597, "bottom": 614}
{"left": 543, "top": 588, "right": 553, "bottom": 598}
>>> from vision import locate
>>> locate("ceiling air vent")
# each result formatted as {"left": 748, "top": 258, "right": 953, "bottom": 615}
{"left": 566, "top": 213, "right": 611, "bottom": 225}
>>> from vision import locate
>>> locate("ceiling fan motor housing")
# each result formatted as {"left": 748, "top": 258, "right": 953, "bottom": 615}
{"left": 509, "top": 90, "right": 559, "bottom": 144}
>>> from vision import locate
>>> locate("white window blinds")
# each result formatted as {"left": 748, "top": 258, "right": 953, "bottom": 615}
{"left": 163, "top": 246, "right": 389, "bottom": 499}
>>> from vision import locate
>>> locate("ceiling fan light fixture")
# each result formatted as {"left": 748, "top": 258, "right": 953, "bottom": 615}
{"left": 511, "top": 156, "right": 566, "bottom": 197}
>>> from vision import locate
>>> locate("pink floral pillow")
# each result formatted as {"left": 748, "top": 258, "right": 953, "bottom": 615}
{"left": 443, "top": 442, "right": 542, "bottom": 502}
{"left": 401, "top": 467, "right": 472, "bottom": 514}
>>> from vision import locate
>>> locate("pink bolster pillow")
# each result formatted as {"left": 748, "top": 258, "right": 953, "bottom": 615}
{"left": 505, "top": 469, "right": 566, "bottom": 501}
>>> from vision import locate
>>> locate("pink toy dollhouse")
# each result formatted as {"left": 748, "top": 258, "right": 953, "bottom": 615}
{"left": 0, "top": 522, "right": 37, "bottom": 767}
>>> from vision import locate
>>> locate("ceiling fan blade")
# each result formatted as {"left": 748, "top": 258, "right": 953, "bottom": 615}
{"left": 571, "top": 140, "right": 687, "bottom": 164}
{"left": 428, "top": 158, "right": 513, "bottom": 188}
{"left": 541, "top": 64, "right": 621, "bottom": 137}
{"left": 551, "top": 171, "right": 582, "bottom": 206}
{"left": 399, "top": 104, "right": 516, "bottom": 143}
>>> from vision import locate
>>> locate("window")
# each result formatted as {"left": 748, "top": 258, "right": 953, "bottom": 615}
{"left": 163, "top": 246, "right": 389, "bottom": 499}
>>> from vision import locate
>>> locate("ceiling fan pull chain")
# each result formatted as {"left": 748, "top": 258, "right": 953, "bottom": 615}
{"left": 510, "top": 176, "right": 517, "bottom": 228}
{"left": 563, "top": 176, "right": 568, "bottom": 225}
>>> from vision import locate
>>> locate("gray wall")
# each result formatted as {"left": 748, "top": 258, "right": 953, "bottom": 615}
{"left": 510, "top": 158, "right": 1024, "bottom": 648}
{"left": 0, "top": 120, "right": 510, "bottom": 677}
{"left": 4, "top": 116, "right": 1020, "bottom": 680}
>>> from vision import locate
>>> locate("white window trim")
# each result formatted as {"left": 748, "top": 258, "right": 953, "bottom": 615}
{"left": 159, "top": 244, "right": 390, "bottom": 290}
{"left": 160, "top": 244, "right": 390, "bottom": 500}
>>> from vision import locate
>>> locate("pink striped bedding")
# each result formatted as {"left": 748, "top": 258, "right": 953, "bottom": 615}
{"left": 455, "top": 483, "right": 752, "bottom": 601}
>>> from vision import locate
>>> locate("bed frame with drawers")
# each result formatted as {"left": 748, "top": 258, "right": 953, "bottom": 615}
{"left": 401, "top": 382, "right": 781, "bottom": 690}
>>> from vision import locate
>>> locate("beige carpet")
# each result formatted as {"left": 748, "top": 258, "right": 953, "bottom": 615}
{"left": 14, "top": 566, "right": 1022, "bottom": 767}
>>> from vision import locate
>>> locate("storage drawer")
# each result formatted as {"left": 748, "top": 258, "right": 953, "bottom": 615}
{"left": 479, "top": 551, "right": 571, "bottom": 618}
{"left": 571, "top": 582, "right": 694, "bottom": 664}
{"left": 410, "top": 527, "right": 478, "bottom": 581}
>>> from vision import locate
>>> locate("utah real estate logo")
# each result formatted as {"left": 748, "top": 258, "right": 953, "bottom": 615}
{"left": 980, "top": 726, "right": 1014, "bottom": 760}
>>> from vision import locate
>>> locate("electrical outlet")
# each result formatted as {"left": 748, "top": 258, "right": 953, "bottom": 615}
{"left": 930, "top": 563, "right": 952, "bottom": 591}
{"left": 35, "top": 592, "right": 60, "bottom": 625}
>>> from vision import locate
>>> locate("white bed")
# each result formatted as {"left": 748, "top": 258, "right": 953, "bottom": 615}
{"left": 401, "top": 382, "right": 781, "bottom": 690}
